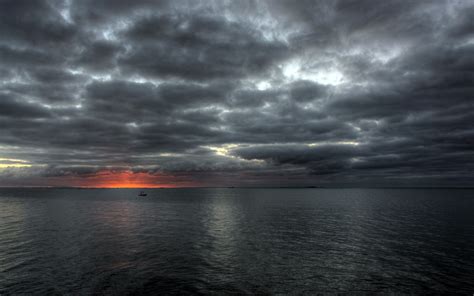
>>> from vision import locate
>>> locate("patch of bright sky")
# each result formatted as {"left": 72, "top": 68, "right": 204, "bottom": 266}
{"left": 307, "top": 141, "right": 360, "bottom": 147}
{"left": 204, "top": 144, "right": 265, "bottom": 163}
{"left": 242, "top": 60, "right": 346, "bottom": 93}
{"left": 0, "top": 72, "right": 28, "bottom": 86}
{"left": 348, "top": 42, "right": 405, "bottom": 65}
{"left": 457, "top": 36, "right": 474, "bottom": 48}
{"left": 348, "top": 122, "right": 362, "bottom": 132}
{"left": 369, "top": 46, "right": 404, "bottom": 64}
{"left": 127, "top": 75, "right": 163, "bottom": 86}
{"left": 256, "top": 81, "right": 271, "bottom": 91}
{"left": 102, "top": 19, "right": 131, "bottom": 41}
{"left": 126, "top": 122, "right": 139, "bottom": 129}
{"left": 37, "top": 101, "right": 83, "bottom": 110}
{"left": 58, "top": 0, "right": 72, "bottom": 24}
{"left": 204, "top": 141, "right": 361, "bottom": 163}
{"left": 205, "top": 144, "right": 240, "bottom": 157}
{"left": 0, "top": 158, "right": 32, "bottom": 168}
{"left": 245, "top": 43, "right": 403, "bottom": 91}
{"left": 350, "top": 157, "right": 362, "bottom": 163}
{"left": 158, "top": 153, "right": 181, "bottom": 157}
{"left": 280, "top": 58, "right": 346, "bottom": 86}
{"left": 68, "top": 67, "right": 169, "bottom": 96}
{"left": 67, "top": 68, "right": 113, "bottom": 82}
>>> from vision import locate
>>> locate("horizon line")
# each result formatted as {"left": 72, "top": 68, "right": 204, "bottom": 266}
{"left": 0, "top": 186, "right": 473, "bottom": 189}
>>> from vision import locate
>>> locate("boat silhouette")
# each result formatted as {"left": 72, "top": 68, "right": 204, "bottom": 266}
{"left": 138, "top": 191, "right": 147, "bottom": 197}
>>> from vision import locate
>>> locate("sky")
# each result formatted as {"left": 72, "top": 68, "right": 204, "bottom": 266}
{"left": 0, "top": 0, "right": 473, "bottom": 187}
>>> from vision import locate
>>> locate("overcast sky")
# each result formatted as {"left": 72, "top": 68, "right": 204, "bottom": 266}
{"left": 0, "top": 0, "right": 473, "bottom": 187}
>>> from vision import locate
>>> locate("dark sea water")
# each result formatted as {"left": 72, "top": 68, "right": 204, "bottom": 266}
{"left": 1, "top": 188, "right": 473, "bottom": 295}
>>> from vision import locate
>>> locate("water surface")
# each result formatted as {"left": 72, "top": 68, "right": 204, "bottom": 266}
{"left": 1, "top": 188, "right": 473, "bottom": 294}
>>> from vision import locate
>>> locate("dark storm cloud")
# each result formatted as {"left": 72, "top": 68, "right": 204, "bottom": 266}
{"left": 289, "top": 80, "right": 327, "bottom": 102}
{"left": 74, "top": 40, "right": 125, "bottom": 72}
{"left": 119, "top": 14, "right": 289, "bottom": 81}
{"left": 0, "top": 0, "right": 473, "bottom": 187}
{"left": 0, "top": 93, "right": 52, "bottom": 119}
{"left": 0, "top": 0, "right": 76, "bottom": 46}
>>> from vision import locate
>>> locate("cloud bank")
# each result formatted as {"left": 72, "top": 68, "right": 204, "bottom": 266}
{"left": 1, "top": 0, "right": 473, "bottom": 187}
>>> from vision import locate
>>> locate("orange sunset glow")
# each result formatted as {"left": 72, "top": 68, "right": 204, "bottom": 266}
{"left": 53, "top": 171, "right": 197, "bottom": 188}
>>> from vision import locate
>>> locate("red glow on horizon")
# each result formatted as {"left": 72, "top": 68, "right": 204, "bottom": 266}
{"left": 49, "top": 171, "right": 197, "bottom": 188}
{"left": 82, "top": 171, "right": 170, "bottom": 188}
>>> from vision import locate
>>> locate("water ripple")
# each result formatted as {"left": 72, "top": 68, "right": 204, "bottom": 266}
{"left": 0, "top": 188, "right": 473, "bottom": 294}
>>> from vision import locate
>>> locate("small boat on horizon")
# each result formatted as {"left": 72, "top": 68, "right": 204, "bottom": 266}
{"left": 138, "top": 191, "right": 147, "bottom": 197}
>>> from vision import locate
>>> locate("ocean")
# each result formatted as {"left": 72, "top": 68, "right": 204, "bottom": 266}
{"left": 1, "top": 188, "right": 473, "bottom": 294}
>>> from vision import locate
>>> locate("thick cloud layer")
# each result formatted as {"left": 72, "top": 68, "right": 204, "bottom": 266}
{"left": 0, "top": 0, "right": 473, "bottom": 187}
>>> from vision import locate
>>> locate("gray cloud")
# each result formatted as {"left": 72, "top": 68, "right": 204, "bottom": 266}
{"left": 119, "top": 14, "right": 290, "bottom": 81}
{"left": 0, "top": 0, "right": 473, "bottom": 187}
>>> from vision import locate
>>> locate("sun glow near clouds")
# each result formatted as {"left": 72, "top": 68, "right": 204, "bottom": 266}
{"left": 204, "top": 144, "right": 265, "bottom": 163}
{"left": 205, "top": 144, "right": 240, "bottom": 157}
{"left": 70, "top": 171, "right": 192, "bottom": 188}
{"left": 0, "top": 158, "right": 33, "bottom": 168}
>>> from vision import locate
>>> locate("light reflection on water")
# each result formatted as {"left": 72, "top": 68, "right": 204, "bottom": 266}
{"left": 0, "top": 188, "right": 473, "bottom": 294}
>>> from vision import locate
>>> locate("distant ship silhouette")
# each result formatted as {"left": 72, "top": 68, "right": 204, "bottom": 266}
{"left": 138, "top": 191, "right": 147, "bottom": 197}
